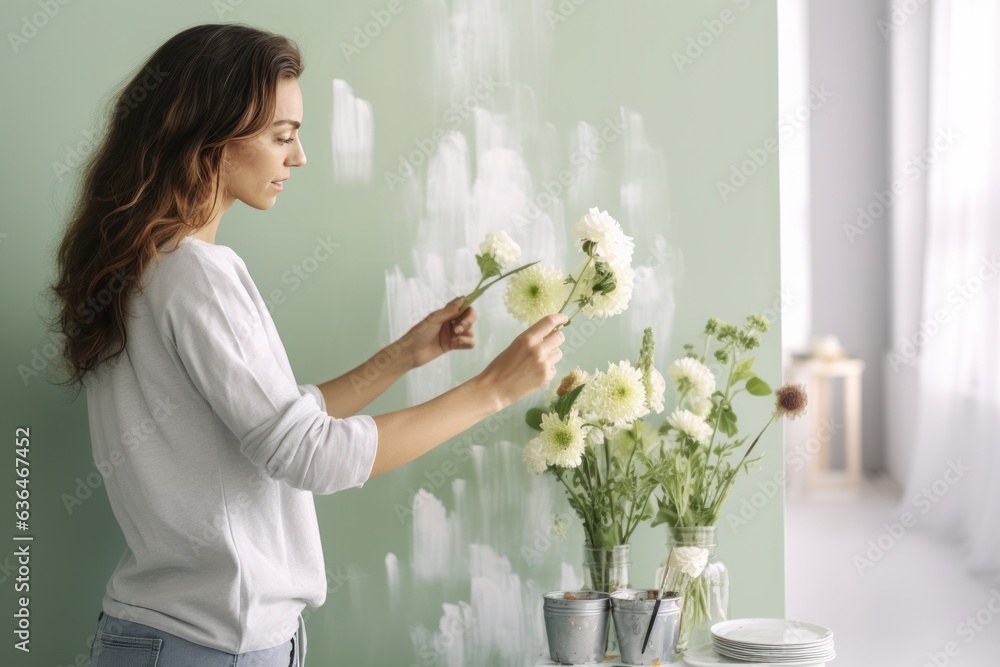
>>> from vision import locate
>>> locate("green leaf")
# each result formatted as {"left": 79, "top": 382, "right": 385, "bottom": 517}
{"left": 475, "top": 253, "right": 500, "bottom": 279}
{"left": 745, "top": 376, "right": 772, "bottom": 396}
{"left": 719, "top": 407, "right": 738, "bottom": 437}
{"left": 732, "top": 356, "right": 755, "bottom": 382}
{"left": 554, "top": 383, "right": 585, "bottom": 420}
{"left": 525, "top": 408, "right": 544, "bottom": 431}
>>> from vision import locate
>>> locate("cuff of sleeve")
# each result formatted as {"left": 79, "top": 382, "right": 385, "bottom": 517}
{"left": 301, "top": 383, "right": 326, "bottom": 413}
{"left": 354, "top": 414, "right": 379, "bottom": 488}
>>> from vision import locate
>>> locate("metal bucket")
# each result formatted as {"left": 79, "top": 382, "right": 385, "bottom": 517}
{"left": 610, "top": 588, "right": 683, "bottom": 665}
{"left": 542, "top": 591, "right": 611, "bottom": 664}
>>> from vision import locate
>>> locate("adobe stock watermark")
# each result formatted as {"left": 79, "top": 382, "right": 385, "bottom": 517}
{"left": 545, "top": 0, "right": 587, "bottom": 28}
{"left": 7, "top": 0, "right": 73, "bottom": 54}
{"left": 61, "top": 394, "right": 181, "bottom": 514}
{"left": 383, "top": 75, "right": 505, "bottom": 192}
{"left": 18, "top": 268, "right": 134, "bottom": 386}
{"left": 262, "top": 235, "right": 342, "bottom": 317}
{"left": 339, "top": 0, "right": 407, "bottom": 62}
{"left": 407, "top": 603, "right": 478, "bottom": 667}
{"left": 888, "top": 254, "right": 999, "bottom": 371}
{"left": 878, "top": 0, "right": 929, "bottom": 41}
{"left": 511, "top": 113, "right": 627, "bottom": 230}
{"left": 392, "top": 410, "right": 518, "bottom": 523}
{"left": 726, "top": 417, "right": 841, "bottom": 533}
{"left": 673, "top": 0, "right": 753, "bottom": 73}
{"left": 717, "top": 84, "right": 833, "bottom": 202}
{"left": 521, "top": 512, "right": 571, "bottom": 564}
{"left": 853, "top": 459, "right": 970, "bottom": 575}
{"left": 52, "top": 126, "right": 102, "bottom": 180}
{"left": 844, "top": 126, "right": 958, "bottom": 244}
{"left": 115, "top": 64, "right": 170, "bottom": 122}
{"left": 213, "top": 0, "right": 245, "bottom": 20}
{"left": 918, "top": 588, "right": 1000, "bottom": 667}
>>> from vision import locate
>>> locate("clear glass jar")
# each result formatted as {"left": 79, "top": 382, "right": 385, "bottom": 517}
{"left": 582, "top": 544, "right": 631, "bottom": 656}
{"left": 655, "top": 526, "right": 729, "bottom": 652}
{"left": 582, "top": 543, "right": 631, "bottom": 593}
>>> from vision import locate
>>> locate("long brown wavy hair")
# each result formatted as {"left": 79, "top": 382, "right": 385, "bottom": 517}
{"left": 45, "top": 23, "right": 303, "bottom": 398}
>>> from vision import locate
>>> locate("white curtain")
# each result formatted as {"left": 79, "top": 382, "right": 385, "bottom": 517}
{"left": 888, "top": 0, "right": 1000, "bottom": 583}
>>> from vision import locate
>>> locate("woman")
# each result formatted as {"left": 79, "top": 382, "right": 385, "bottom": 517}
{"left": 47, "top": 23, "right": 566, "bottom": 667}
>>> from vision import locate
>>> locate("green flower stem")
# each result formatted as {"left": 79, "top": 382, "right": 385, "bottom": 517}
{"left": 558, "top": 257, "right": 593, "bottom": 315}
{"left": 556, "top": 469, "right": 597, "bottom": 543}
{"left": 709, "top": 414, "right": 774, "bottom": 512}
{"left": 702, "top": 348, "right": 738, "bottom": 509}
{"left": 459, "top": 260, "right": 541, "bottom": 312}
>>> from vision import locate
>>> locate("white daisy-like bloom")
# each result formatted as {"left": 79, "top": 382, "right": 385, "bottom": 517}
{"left": 576, "top": 360, "right": 649, "bottom": 428}
{"left": 479, "top": 231, "right": 521, "bottom": 270}
{"left": 667, "top": 357, "right": 716, "bottom": 399}
{"left": 572, "top": 207, "right": 635, "bottom": 269}
{"left": 688, "top": 395, "right": 713, "bottom": 418}
{"left": 539, "top": 411, "right": 589, "bottom": 468}
{"left": 644, "top": 367, "right": 666, "bottom": 414}
{"left": 503, "top": 263, "right": 571, "bottom": 325}
{"left": 522, "top": 437, "right": 549, "bottom": 474}
{"left": 577, "top": 260, "right": 635, "bottom": 319}
{"left": 666, "top": 408, "right": 713, "bottom": 445}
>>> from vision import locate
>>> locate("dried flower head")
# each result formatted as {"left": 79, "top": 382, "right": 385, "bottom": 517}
{"left": 774, "top": 383, "right": 808, "bottom": 420}
{"left": 557, "top": 366, "right": 590, "bottom": 396}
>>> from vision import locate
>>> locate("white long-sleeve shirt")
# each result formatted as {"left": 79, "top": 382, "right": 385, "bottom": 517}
{"left": 84, "top": 234, "right": 378, "bottom": 656}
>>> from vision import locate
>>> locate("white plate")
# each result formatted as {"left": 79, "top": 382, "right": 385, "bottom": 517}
{"left": 712, "top": 619, "right": 833, "bottom": 648}
{"left": 684, "top": 644, "right": 829, "bottom": 667}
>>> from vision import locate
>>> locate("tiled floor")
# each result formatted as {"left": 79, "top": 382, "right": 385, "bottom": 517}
{"left": 786, "top": 476, "right": 1000, "bottom": 667}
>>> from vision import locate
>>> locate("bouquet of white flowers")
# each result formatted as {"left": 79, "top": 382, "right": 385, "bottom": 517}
{"left": 522, "top": 327, "right": 666, "bottom": 591}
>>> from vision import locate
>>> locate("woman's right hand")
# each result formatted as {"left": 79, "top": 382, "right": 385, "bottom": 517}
{"left": 478, "top": 313, "right": 569, "bottom": 409}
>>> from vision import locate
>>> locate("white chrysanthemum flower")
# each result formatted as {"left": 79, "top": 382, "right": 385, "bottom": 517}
{"left": 666, "top": 408, "right": 713, "bottom": 445}
{"left": 689, "top": 395, "right": 713, "bottom": 418}
{"left": 539, "top": 411, "right": 589, "bottom": 468}
{"left": 644, "top": 367, "right": 666, "bottom": 414}
{"left": 503, "top": 263, "right": 571, "bottom": 325}
{"left": 667, "top": 357, "right": 716, "bottom": 399}
{"left": 479, "top": 231, "right": 521, "bottom": 270}
{"left": 576, "top": 360, "right": 649, "bottom": 428}
{"left": 572, "top": 207, "right": 635, "bottom": 268}
{"left": 522, "top": 437, "right": 549, "bottom": 474}
{"left": 577, "top": 260, "right": 635, "bottom": 319}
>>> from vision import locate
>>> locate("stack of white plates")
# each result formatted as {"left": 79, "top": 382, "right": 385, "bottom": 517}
{"left": 710, "top": 619, "right": 835, "bottom": 664}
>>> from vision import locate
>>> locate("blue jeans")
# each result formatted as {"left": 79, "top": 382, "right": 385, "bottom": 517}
{"left": 89, "top": 610, "right": 298, "bottom": 666}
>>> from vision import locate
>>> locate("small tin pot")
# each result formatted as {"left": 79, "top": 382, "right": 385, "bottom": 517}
{"left": 611, "top": 588, "right": 683, "bottom": 665}
{"left": 542, "top": 590, "right": 611, "bottom": 664}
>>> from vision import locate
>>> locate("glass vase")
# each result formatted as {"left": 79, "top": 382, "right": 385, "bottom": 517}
{"left": 582, "top": 544, "right": 631, "bottom": 594}
{"left": 654, "top": 526, "right": 728, "bottom": 653}
{"left": 582, "top": 544, "right": 631, "bottom": 656}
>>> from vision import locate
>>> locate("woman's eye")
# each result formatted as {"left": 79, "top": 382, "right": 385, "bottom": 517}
{"left": 276, "top": 137, "right": 295, "bottom": 145}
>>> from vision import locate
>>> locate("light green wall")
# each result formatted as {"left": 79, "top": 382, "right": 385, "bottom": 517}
{"left": 0, "top": 0, "right": 782, "bottom": 664}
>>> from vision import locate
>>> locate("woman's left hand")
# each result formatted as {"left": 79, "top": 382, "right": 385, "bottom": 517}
{"left": 400, "top": 296, "right": 477, "bottom": 369}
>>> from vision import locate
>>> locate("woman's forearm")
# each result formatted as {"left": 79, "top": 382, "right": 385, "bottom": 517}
{"left": 316, "top": 341, "right": 414, "bottom": 418}
{"left": 367, "top": 373, "right": 507, "bottom": 478}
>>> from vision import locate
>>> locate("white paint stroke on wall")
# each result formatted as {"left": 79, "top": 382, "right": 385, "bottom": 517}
{"left": 385, "top": 552, "right": 400, "bottom": 614}
{"left": 616, "top": 106, "right": 678, "bottom": 346}
{"left": 331, "top": 78, "right": 373, "bottom": 184}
